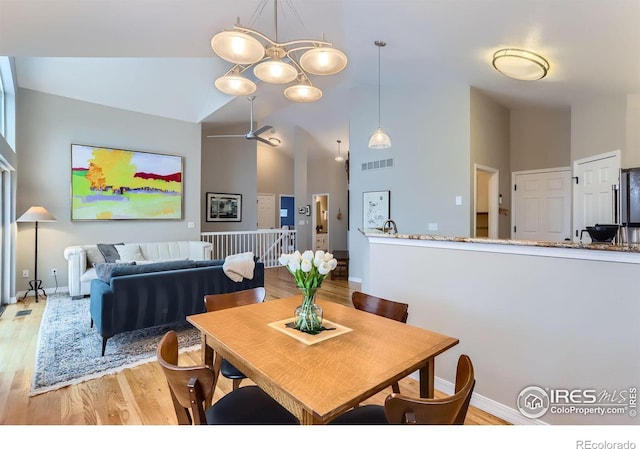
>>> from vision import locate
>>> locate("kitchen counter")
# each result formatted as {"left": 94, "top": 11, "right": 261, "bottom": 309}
{"left": 359, "top": 228, "right": 640, "bottom": 263}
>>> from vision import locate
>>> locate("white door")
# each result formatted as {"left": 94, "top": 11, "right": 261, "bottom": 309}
{"left": 257, "top": 193, "right": 275, "bottom": 229}
{"left": 512, "top": 168, "right": 572, "bottom": 242}
{"left": 573, "top": 151, "right": 620, "bottom": 242}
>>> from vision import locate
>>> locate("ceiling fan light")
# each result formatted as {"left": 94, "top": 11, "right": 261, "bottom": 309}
{"left": 492, "top": 48, "right": 550, "bottom": 81}
{"left": 254, "top": 59, "right": 298, "bottom": 84}
{"left": 368, "top": 127, "right": 392, "bottom": 149}
{"left": 284, "top": 83, "right": 323, "bottom": 102}
{"left": 211, "top": 30, "right": 265, "bottom": 65}
{"left": 214, "top": 74, "right": 257, "bottom": 96}
{"left": 299, "top": 47, "right": 348, "bottom": 75}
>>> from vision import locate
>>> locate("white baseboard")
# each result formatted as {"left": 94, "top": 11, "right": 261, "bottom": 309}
{"left": 348, "top": 276, "right": 362, "bottom": 283}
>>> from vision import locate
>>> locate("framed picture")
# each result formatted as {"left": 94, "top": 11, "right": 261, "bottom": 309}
{"left": 71, "top": 144, "right": 183, "bottom": 220}
{"left": 305, "top": 204, "right": 311, "bottom": 216}
{"left": 206, "top": 192, "right": 242, "bottom": 222}
{"left": 363, "top": 190, "right": 390, "bottom": 229}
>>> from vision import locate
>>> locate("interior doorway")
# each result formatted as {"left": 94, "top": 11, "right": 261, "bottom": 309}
{"left": 312, "top": 194, "right": 329, "bottom": 252}
{"left": 474, "top": 164, "right": 499, "bottom": 238}
{"left": 279, "top": 194, "right": 295, "bottom": 229}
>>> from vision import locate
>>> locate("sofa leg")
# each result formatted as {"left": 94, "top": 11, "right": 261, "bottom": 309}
{"left": 90, "top": 318, "right": 93, "bottom": 328}
{"left": 101, "top": 337, "right": 108, "bottom": 356}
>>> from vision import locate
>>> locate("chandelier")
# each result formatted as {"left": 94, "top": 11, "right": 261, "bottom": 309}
{"left": 211, "top": 0, "right": 348, "bottom": 103}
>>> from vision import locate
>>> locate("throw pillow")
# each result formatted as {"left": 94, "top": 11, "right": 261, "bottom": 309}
{"left": 85, "top": 246, "right": 105, "bottom": 266}
{"left": 115, "top": 243, "right": 146, "bottom": 263}
{"left": 97, "top": 243, "right": 124, "bottom": 263}
{"left": 110, "top": 259, "right": 196, "bottom": 278}
{"left": 94, "top": 262, "right": 136, "bottom": 283}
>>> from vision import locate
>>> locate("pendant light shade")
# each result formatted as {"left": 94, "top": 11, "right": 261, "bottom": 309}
{"left": 369, "top": 40, "right": 391, "bottom": 149}
{"left": 254, "top": 48, "right": 299, "bottom": 84}
{"left": 284, "top": 80, "right": 323, "bottom": 102}
{"left": 368, "top": 127, "right": 392, "bottom": 150}
{"left": 214, "top": 70, "right": 257, "bottom": 96}
{"left": 335, "top": 139, "right": 345, "bottom": 162}
{"left": 300, "top": 47, "right": 348, "bottom": 75}
{"left": 211, "top": 31, "right": 265, "bottom": 65}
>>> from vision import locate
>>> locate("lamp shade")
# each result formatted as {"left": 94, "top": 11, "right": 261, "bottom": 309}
{"left": 284, "top": 83, "right": 323, "bottom": 102}
{"left": 214, "top": 73, "right": 257, "bottom": 96}
{"left": 299, "top": 47, "right": 348, "bottom": 76}
{"left": 211, "top": 31, "right": 265, "bottom": 65}
{"left": 17, "top": 206, "right": 56, "bottom": 222}
{"left": 492, "top": 48, "right": 550, "bottom": 81}
{"left": 368, "top": 127, "right": 392, "bottom": 149}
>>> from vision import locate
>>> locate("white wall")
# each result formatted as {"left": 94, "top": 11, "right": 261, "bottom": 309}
{"left": 625, "top": 94, "right": 640, "bottom": 168}
{"left": 348, "top": 82, "right": 471, "bottom": 281}
{"left": 571, "top": 96, "right": 627, "bottom": 162}
{"left": 363, "top": 238, "right": 640, "bottom": 425}
{"left": 16, "top": 88, "right": 202, "bottom": 294}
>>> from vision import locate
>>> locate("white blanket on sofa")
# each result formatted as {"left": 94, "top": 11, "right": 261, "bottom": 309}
{"left": 223, "top": 252, "right": 255, "bottom": 282}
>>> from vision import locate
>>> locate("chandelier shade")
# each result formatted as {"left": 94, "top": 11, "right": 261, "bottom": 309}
{"left": 284, "top": 81, "right": 323, "bottom": 102}
{"left": 210, "top": 1, "right": 347, "bottom": 102}
{"left": 335, "top": 139, "right": 345, "bottom": 162}
{"left": 211, "top": 31, "right": 265, "bottom": 65}
{"left": 492, "top": 48, "right": 550, "bottom": 81}
{"left": 299, "top": 47, "right": 348, "bottom": 75}
{"left": 214, "top": 72, "right": 257, "bottom": 96}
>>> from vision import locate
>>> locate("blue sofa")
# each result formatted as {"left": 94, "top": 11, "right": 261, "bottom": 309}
{"left": 89, "top": 259, "right": 265, "bottom": 356}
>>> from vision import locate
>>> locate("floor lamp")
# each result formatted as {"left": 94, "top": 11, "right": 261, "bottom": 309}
{"left": 17, "top": 206, "right": 56, "bottom": 303}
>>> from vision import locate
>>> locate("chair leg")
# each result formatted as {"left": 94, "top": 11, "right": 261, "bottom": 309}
{"left": 232, "top": 378, "right": 242, "bottom": 390}
{"left": 101, "top": 337, "right": 108, "bottom": 356}
{"left": 392, "top": 382, "right": 401, "bottom": 394}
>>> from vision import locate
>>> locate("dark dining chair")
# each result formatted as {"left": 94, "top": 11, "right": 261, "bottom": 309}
{"left": 352, "top": 291, "right": 409, "bottom": 393}
{"left": 156, "top": 330, "right": 299, "bottom": 425}
{"left": 203, "top": 287, "right": 266, "bottom": 390}
{"left": 328, "top": 354, "right": 476, "bottom": 425}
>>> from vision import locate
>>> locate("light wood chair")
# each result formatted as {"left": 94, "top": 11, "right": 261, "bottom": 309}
{"left": 203, "top": 287, "right": 266, "bottom": 390}
{"left": 156, "top": 330, "right": 298, "bottom": 425}
{"left": 329, "top": 354, "right": 476, "bottom": 425}
{"left": 352, "top": 291, "right": 409, "bottom": 393}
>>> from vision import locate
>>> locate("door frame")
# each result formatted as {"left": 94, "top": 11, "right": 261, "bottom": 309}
{"left": 474, "top": 164, "right": 499, "bottom": 239}
{"left": 312, "top": 193, "right": 330, "bottom": 252}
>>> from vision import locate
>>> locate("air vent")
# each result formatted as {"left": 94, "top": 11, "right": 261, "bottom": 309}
{"left": 361, "top": 158, "right": 394, "bottom": 172}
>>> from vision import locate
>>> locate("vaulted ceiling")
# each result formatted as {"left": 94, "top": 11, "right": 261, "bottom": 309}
{"left": 2, "top": 0, "right": 639, "bottom": 158}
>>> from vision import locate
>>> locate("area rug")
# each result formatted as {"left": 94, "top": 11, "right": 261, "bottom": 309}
{"left": 31, "top": 293, "right": 201, "bottom": 396}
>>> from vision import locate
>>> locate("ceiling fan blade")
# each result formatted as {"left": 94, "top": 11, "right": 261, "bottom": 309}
{"left": 253, "top": 125, "right": 273, "bottom": 136}
{"left": 206, "top": 134, "right": 245, "bottom": 138}
{"left": 253, "top": 135, "right": 276, "bottom": 146}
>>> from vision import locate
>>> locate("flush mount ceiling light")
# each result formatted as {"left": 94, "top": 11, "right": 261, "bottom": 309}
{"left": 335, "top": 139, "right": 345, "bottom": 162}
{"left": 212, "top": 0, "right": 347, "bottom": 103}
{"left": 268, "top": 137, "right": 281, "bottom": 146}
{"left": 368, "top": 40, "right": 392, "bottom": 149}
{"left": 492, "top": 48, "right": 550, "bottom": 81}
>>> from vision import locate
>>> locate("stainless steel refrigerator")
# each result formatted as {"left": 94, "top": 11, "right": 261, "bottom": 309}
{"left": 619, "top": 167, "right": 640, "bottom": 243}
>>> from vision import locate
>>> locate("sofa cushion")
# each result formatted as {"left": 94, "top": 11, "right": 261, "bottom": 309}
{"left": 85, "top": 246, "right": 106, "bottom": 266}
{"left": 115, "top": 243, "right": 146, "bottom": 263}
{"left": 135, "top": 257, "right": 189, "bottom": 265}
{"left": 94, "top": 262, "right": 136, "bottom": 283}
{"left": 81, "top": 267, "right": 98, "bottom": 282}
{"left": 194, "top": 259, "right": 225, "bottom": 267}
{"left": 110, "top": 259, "right": 196, "bottom": 278}
{"left": 97, "top": 243, "right": 125, "bottom": 263}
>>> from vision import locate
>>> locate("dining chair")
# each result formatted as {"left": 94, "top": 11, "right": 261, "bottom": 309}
{"left": 203, "top": 287, "right": 266, "bottom": 390}
{"left": 328, "top": 354, "right": 476, "bottom": 425}
{"left": 156, "top": 330, "right": 299, "bottom": 425}
{"left": 352, "top": 291, "right": 409, "bottom": 393}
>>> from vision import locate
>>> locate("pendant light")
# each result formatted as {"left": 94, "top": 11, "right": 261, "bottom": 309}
{"left": 335, "top": 139, "right": 345, "bottom": 162}
{"left": 368, "top": 40, "right": 391, "bottom": 149}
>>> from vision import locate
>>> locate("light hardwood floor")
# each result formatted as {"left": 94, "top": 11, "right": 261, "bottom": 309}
{"left": 0, "top": 267, "right": 510, "bottom": 425}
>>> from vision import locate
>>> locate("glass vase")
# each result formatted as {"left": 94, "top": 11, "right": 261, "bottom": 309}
{"left": 294, "top": 287, "right": 323, "bottom": 333}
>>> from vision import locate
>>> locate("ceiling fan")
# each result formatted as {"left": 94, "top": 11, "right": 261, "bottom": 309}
{"left": 206, "top": 96, "right": 277, "bottom": 146}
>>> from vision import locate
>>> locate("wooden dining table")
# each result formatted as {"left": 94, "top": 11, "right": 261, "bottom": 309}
{"left": 187, "top": 294, "right": 459, "bottom": 425}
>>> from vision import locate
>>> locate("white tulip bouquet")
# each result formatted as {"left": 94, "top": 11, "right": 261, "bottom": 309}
{"left": 279, "top": 250, "right": 338, "bottom": 332}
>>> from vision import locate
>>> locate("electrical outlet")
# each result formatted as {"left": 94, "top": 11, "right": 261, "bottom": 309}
{"left": 51, "top": 268, "right": 58, "bottom": 276}
{"left": 22, "top": 269, "right": 29, "bottom": 278}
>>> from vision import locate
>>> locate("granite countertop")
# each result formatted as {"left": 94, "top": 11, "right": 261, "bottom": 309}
{"left": 360, "top": 228, "right": 640, "bottom": 254}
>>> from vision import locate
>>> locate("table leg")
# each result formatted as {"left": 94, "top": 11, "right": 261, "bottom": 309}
{"left": 419, "top": 357, "right": 436, "bottom": 398}
{"left": 202, "top": 333, "right": 213, "bottom": 367}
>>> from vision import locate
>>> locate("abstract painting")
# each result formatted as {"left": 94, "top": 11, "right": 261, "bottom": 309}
{"left": 71, "top": 144, "right": 183, "bottom": 220}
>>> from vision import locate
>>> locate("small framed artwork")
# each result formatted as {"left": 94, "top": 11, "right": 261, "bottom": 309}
{"left": 363, "top": 190, "right": 390, "bottom": 229}
{"left": 305, "top": 204, "right": 311, "bottom": 216}
{"left": 206, "top": 192, "right": 242, "bottom": 222}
